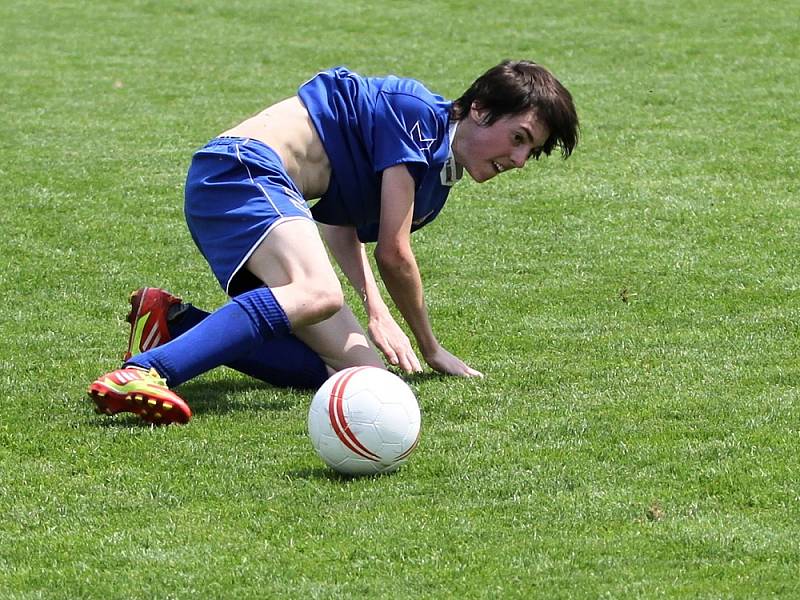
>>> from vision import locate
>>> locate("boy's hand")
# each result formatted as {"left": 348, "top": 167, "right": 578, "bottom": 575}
{"left": 368, "top": 313, "right": 422, "bottom": 374}
{"left": 423, "top": 344, "right": 484, "bottom": 378}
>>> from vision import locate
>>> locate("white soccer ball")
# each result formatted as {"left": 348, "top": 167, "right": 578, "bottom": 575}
{"left": 308, "top": 366, "right": 421, "bottom": 476}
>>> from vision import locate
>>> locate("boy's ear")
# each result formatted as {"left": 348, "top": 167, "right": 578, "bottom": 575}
{"left": 470, "top": 101, "right": 489, "bottom": 124}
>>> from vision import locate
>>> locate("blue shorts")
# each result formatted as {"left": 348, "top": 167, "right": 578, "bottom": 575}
{"left": 184, "top": 137, "right": 313, "bottom": 297}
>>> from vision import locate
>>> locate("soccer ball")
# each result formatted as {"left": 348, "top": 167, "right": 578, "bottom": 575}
{"left": 308, "top": 366, "right": 421, "bottom": 476}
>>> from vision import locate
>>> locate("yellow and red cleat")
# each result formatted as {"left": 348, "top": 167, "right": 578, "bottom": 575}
{"left": 124, "top": 287, "right": 182, "bottom": 361}
{"left": 88, "top": 366, "right": 191, "bottom": 425}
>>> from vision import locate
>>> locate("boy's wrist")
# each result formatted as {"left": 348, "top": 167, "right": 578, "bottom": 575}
{"left": 418, "top": 337, "right": 441, "bottom": 359}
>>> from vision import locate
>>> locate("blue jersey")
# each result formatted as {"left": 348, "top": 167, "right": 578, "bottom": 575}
{"left": 298, "top": 67, "right": 458, "bottom": 242}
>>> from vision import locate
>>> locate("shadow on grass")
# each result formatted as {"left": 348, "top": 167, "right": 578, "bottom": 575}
{"left": 285, "top": 466, "right": 397, "bottom": 482}
{"left": 88, "top": 376, "right": 313, "bottom": 428}
{"left": 401, "top": 371, "right": 449, "bottom": 384}
{"left": 91, "top": 415, "right": 157, "bottom": 429}
{"left": 177, "top": 377, "right": 311, "bottom": 416}
{"left": 285, "top": 467, "right": 353, "bottom": 482}
{"left": 89, "top": 367, "right": 439, "bottom": 429}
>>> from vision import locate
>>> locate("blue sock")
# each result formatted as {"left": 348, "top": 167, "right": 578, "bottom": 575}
{"left": 168, "top": 303, "right": 328, "bottom": 389}
{"left": 128, "top": 287, "right": 293, "bottom": 387}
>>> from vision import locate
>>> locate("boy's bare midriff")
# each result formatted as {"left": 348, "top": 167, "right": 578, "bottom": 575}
{"left": 221, "top": 96, "right": 331, "bottom": 200}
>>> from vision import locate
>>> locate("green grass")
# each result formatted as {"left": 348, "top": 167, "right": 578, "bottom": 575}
{"left": 2, "top": 0, "right": 799, "bottom": 597}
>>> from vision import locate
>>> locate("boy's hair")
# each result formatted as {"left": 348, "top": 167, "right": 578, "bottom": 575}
{"left": 452, "top": 60, "right": 579, "bottom": 159}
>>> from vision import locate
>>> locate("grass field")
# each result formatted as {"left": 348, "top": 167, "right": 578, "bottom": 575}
{"left": 2, "top": 0, "right": 799, "bottom": 597}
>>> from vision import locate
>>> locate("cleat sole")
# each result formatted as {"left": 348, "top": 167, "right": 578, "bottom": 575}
{"left": 87, "top": 366, "right": 191, "bottom": 425}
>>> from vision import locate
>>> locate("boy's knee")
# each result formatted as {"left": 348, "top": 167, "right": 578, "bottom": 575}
{"left": 298, "top": 280, "right": 344, "bottom": 324}
{"left": 312, "top": 285, "right": 345, "bottom": 322}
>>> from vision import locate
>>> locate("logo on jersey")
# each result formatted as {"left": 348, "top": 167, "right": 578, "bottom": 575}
{"left": 412, "top": 208, "right": 435, "bottom": 227}
{"left": 410, "top": 121, "right": 435, "bottom": 152}
{"left": 283, "top": 186, "right": 311, "bottom": 216}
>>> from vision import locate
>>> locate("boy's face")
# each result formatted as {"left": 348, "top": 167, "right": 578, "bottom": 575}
{"left": 453, "top": 106, "right": 550, "bottom": 183}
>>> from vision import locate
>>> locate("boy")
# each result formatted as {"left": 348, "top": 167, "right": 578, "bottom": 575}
{"left": 88, "top": 60, "right": 579, "bottom": 424}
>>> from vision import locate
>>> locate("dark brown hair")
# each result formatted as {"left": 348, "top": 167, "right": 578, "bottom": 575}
{"left": 452, "top": 60, "right": 579, "bottom": 159}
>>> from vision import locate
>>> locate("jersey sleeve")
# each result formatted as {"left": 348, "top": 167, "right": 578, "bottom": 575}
{"left": 355, "top": 203, "right": 443, "bottom": 243}
{"left": 372, "top": 91, "right": 439, "bottom": 184}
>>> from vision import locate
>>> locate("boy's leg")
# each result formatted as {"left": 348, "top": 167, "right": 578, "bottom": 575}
{"left": 127, "top": 219, "right": 345, "bottom": 387}
{"left": 88, "top": 283, "right": 293, "bottom": 425}
{"left": 89, "top": 296, "right": 383, "bottom": 424}
{"left": 293, "top": 305, "right": 384, "bottom": 372}
{"left": 242, "top": 218, "right": 343, "bottom": 328}
{"left": 130, "top": 287, "right": 382, "bottom": 385}
{"left": 126, "top": 288, "right": 383, "bottom": 388}
{"left": 126, "top": 285, "right": 291, "bottom": 387}
{"left": 244, "top": 220, "right": 385, "bottom": 371}
{"left": 89, "top": 219, "right": 373, "bottom": 424}
{"left": 89, "top": 219, "right": 340, "bottom": 422}
{"left": 126, "top": 288, "right": 330, "bottom": 389}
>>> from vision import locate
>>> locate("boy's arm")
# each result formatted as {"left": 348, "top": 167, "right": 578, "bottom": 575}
{"left": 376, "top": 164, "right": 483, "bottom": 377}
{"left": 318, "top": 222, "right": 422, "bottom": 373}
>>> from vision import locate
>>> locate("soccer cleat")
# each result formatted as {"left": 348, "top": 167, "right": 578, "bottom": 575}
{"left": 124, "top": 287, "right": 182, "bottom": 361}
{"left": 87, "top": 366, "right": 192, "bottom": 425}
